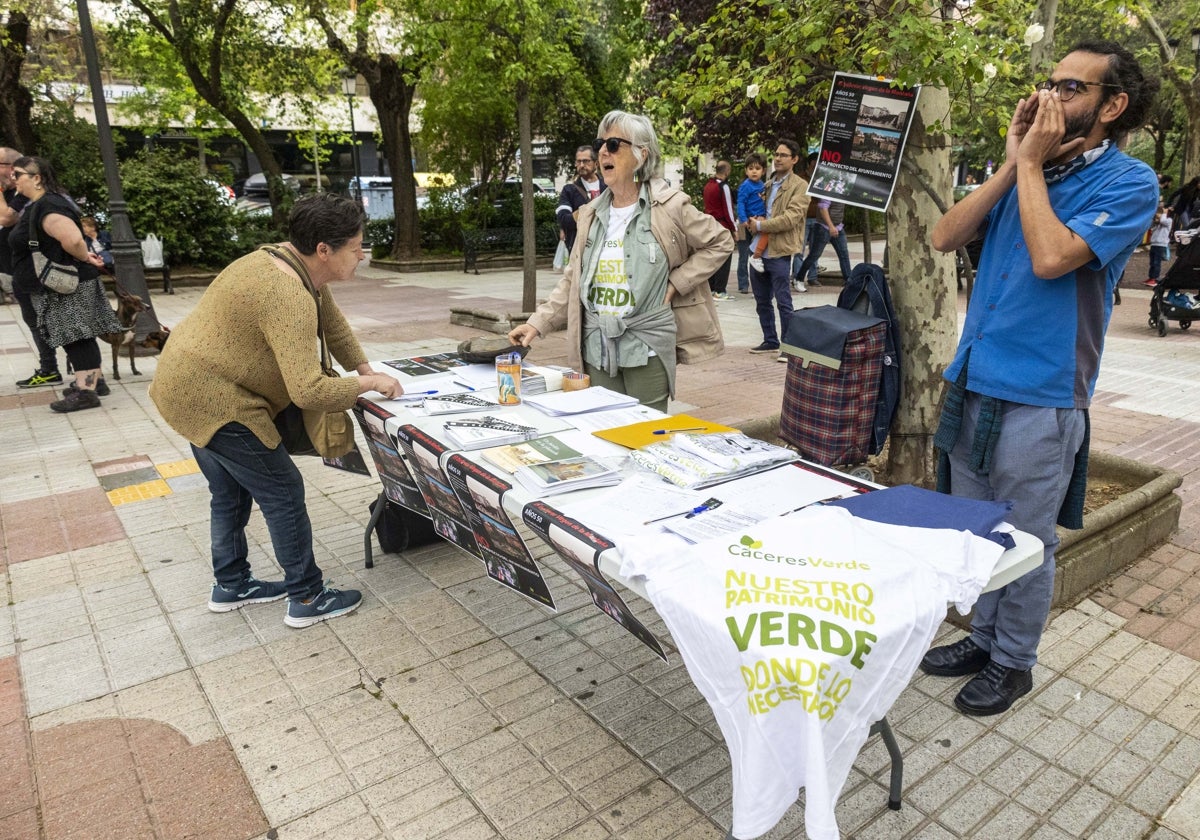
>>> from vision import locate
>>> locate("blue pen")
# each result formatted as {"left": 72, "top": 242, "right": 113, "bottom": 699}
{"left": 643, "top": 498, "right": 722, "bottom": 525}
{"left": 652, "top": 427, "right": 707, "bottom": 435}
{"left": 405, "top": 390, "right": 439, "bottom": 396}
{"left": 452, "top": 381, "right": 478, "bottom": 392}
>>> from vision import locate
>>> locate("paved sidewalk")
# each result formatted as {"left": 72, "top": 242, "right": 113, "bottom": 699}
{"left": 1, "top": 254, "right": 1198, "bottom": 840}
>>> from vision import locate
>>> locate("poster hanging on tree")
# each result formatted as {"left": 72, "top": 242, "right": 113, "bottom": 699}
{"left": 809, "top": 73, "right": 921, "bottom": 213}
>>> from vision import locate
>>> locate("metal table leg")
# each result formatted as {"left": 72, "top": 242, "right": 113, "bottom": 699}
{"left": 364, "top": 491, "right": 385, "bottom": 569}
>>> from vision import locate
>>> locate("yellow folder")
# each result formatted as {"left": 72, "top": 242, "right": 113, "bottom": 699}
{"left": 592, "top": 414, "right": 737, "bottom": 449}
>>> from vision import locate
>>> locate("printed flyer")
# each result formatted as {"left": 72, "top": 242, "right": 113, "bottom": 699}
{"left": 443, "top": 455, "right": 556, "bottom": 609}
{"left": 382, "top": 353, "right": 466, "bottom": 377}
{"left": 809, "top": 72, "right": 921, "bottom": 212}
{"left": 321, "top": 444, "right": 371, "bottom": 476}
{"left": 352, "top": 400, "right": 429, "bottom": 515}
{"left": 522, "top": 500, "right": 666, "bottom": 661}
{"left": 393, "top": 424, "right": 482, "bottom": 557}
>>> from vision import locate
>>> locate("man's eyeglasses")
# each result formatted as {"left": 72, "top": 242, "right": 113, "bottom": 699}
{"left": 575, "top": 158, "right": 595, "bottom": 165}
{"left": 1036, "top": 78, "right": 1122, "bottom": 102}
{"left": 593, "top": 137, "right": 634, "bottom": 155}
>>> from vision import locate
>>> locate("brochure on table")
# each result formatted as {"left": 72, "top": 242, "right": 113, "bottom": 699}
{"left": 522, "top": 500, "right": 667, "bottom": 661}
{"left": 392, "top": 423, "right": 483, "bottom": 557}
{"left": 443, "top": 454, "right": 556, "bottom": 609}
{"left": 353, "top": 400, "right": 429, "bottom": 515}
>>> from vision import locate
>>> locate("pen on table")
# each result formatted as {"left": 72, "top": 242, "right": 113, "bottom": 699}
{"left": 452, "top": 381, "right": 477, "bottom": 391}
{"left": 651, "top": 427, "right": 707, "bottom": 435}
{"left": 790, "top": 494, "right": 847, "bottom": 513}
{"left": 643, "top": 500, "right": 718, "bottom": 525}
{"left": 400, "top": 389, "right": 439, "bottom": 397}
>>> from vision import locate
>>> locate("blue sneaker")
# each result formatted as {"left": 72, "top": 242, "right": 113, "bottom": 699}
{"left": 208, "top": 577, "right": 288, "bottom": 612}
{"left": 285, "top": 586, "right": 362, "bottom": 628}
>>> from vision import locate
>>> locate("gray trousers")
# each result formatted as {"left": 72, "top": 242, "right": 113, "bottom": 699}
{"left": 949, "top": 392, "right": 1086, "bottom": 670}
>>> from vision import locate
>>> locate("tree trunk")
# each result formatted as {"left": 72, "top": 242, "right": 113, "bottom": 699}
{"left": 884, "top": 84, "right": 957, "bottom": 487}
{"left": 517, "top": 83, "right": 537, "bottom": 312}
{"left": 1187, "top": 77, "right": 1200, "bottom": 182}
{"left": 370, "top": 57, "right": 421, "bottom": 260}
{"left": 222, "top": 108, "right": 289, "bottom": 228}
{"left": 0, "top": 12, "right": 35, "bottom": 152}
{"left": 1028, "top": 0, "right": 1059, "bottom": 77}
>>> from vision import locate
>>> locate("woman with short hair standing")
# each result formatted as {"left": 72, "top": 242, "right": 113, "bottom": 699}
{"left": 509, "top": 111, "right": 732, "bottom": 413}
{"left": 151, "top": 193, "right": 404, "bottom": 628}
{"left": 8, "top": 156, "right": 117, "bottom": 412}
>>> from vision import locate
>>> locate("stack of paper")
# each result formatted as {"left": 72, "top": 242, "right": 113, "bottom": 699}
{"left": 522, "top": 387, "right": 639, "bottom": 416}
{"left": 442, "top": 417, "right": 540, "bottom": 450}
{"left": 515, "top": 456, "right": 622, "bottom": 496}
{"left": 481, "top": 436, "right": 583, "bottom": 473}
{"left": 519, "top": 365, "right": 566, "bottom": 395}
{"left": 630, "top": 432, "right": 797, "bottom": 489}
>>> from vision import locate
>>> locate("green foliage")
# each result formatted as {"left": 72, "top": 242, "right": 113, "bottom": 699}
{"left": 418, "top": 0, "right": 629, "bottom": 186}
{"left": 118, "top": 149, "right": 256, "bottom": 267}
{"left": 30, "top": 101, "right": 109, "bottom": 214}
{"left": 366, "top": 189, "right": 558, "bottom": 258}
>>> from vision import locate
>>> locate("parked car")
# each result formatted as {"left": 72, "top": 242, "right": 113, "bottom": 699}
{"left": 235, "top": 172, "right": 300, "bottom": 215}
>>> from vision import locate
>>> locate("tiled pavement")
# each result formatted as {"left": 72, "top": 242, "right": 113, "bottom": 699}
{"left": 1, "top": 250, "right": 1199, "bottom": 840}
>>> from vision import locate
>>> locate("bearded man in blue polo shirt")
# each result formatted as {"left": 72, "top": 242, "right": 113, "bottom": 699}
{"left": 920, "top": 41, "right": 1159, "bottom": 716}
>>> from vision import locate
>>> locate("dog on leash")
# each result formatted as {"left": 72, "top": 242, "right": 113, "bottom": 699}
{"left": 100, "top": 287, "right": 148, "bottom": 380}
{"left": 140, "top": 325, "right": 170, "bottom": 352}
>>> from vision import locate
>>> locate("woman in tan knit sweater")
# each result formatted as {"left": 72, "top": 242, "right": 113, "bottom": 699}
{"left": 150, "top": 193, "right": 402, "bottom": 628}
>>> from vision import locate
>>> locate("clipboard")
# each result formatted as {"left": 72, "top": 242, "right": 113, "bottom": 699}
{"left": 591, "top": 413, "right": 736, "bottom": 449}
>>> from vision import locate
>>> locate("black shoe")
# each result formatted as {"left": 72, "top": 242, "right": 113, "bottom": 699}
{"left": 749, "top": 342, "right": 780, "bottom": 354}
{"left": 49, "top": 389, "right": 102, "bottom": 413}
{"left": 64, "top": 378, "right": 111, "bottom": 397}
{"left": 919, "top": 636, "right": 990, "bottom": 676}
{"left": 17, "top": 369, "right": 63, "bottom": 388}
{"left": 954, "top": 661, "right": 1033, "bottom": 716}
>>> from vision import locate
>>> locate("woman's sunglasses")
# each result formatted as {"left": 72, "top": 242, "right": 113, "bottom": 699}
{"left": 593, "top": 137, "right": 634, "bottom": 155}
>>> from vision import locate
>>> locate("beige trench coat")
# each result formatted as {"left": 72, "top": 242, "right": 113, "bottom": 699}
{"left": 526, "top": 178, "right": 732, "bottom": 374}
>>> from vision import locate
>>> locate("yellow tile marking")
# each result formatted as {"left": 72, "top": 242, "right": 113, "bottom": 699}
{"left": 107, "top": 479, "right": 173, "bottom": 506}
{"left": 157, "top": 458, "right": 201, "bottom": 479}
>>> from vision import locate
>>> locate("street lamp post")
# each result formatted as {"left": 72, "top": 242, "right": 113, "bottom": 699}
{"left": 342, "top": 73, "right": 362, "bottom": 204}
{"left": 75, "top": 0, "right": 161, "bottom": 334}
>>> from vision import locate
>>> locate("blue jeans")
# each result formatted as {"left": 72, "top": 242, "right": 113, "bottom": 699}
{"left": 736, "top": 238, "right": 751, "bottom": 292}
{"left": 948, "top": 394, "right": 1086, "bottom": 670}
{"left": 750, "top": 256, "right": 794, "bottom": 346}
{"left": 192, "top": 422, "right": 324, "bottom": 599}
{"left": 1149, "top": 245, "right": 1167, "bottom": 281}
{"left": 796, "top": 220, "right": 830, "bottom": 283}
{"left": 797, "top": 224, "right": 853, "bottom": 282}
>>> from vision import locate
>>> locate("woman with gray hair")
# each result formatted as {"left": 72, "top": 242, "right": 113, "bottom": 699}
{"left": 509, "top": 110, "right": 732, "bottom": 412}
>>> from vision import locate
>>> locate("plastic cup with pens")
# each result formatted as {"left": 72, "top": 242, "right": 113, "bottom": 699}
{"left": 496, "top": 352, "right": 522, "bottom": 405}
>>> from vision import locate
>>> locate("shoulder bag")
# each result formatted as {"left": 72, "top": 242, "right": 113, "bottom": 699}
{"left": 28, "top": 201, "right": 81, "bottom": 294}
{"left": 261, "top": 245, "right": 356, "bottom": 459}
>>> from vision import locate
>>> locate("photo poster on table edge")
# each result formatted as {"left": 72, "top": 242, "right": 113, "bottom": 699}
{"left": 322, "top": 443, "right": 371, "bottom": 476}
{"left": 351, "top": 400, "right": 430, "bottom": 516}
{"left": 444, "top": 454, "right": 556, "bottom": 610}
{"left": 381, "top": 352, "right": 466, "bottom": 378}
{"left": 393, "top": 424, "right": 482, "bottom": 557}
{"left": 809, "top": 72, "right": 921, "bottom": 214}
{"left": 522, "top": 500, "right": 667, "bottom": 661}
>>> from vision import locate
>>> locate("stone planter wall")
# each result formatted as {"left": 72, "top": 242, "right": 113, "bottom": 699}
{"left": 1053, "top": 450, "right": 1182, "bottom": 608}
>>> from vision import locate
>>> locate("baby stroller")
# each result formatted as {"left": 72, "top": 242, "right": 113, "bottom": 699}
{"left": 1149, "top": 228, "right": 1200, "bottom": 336}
